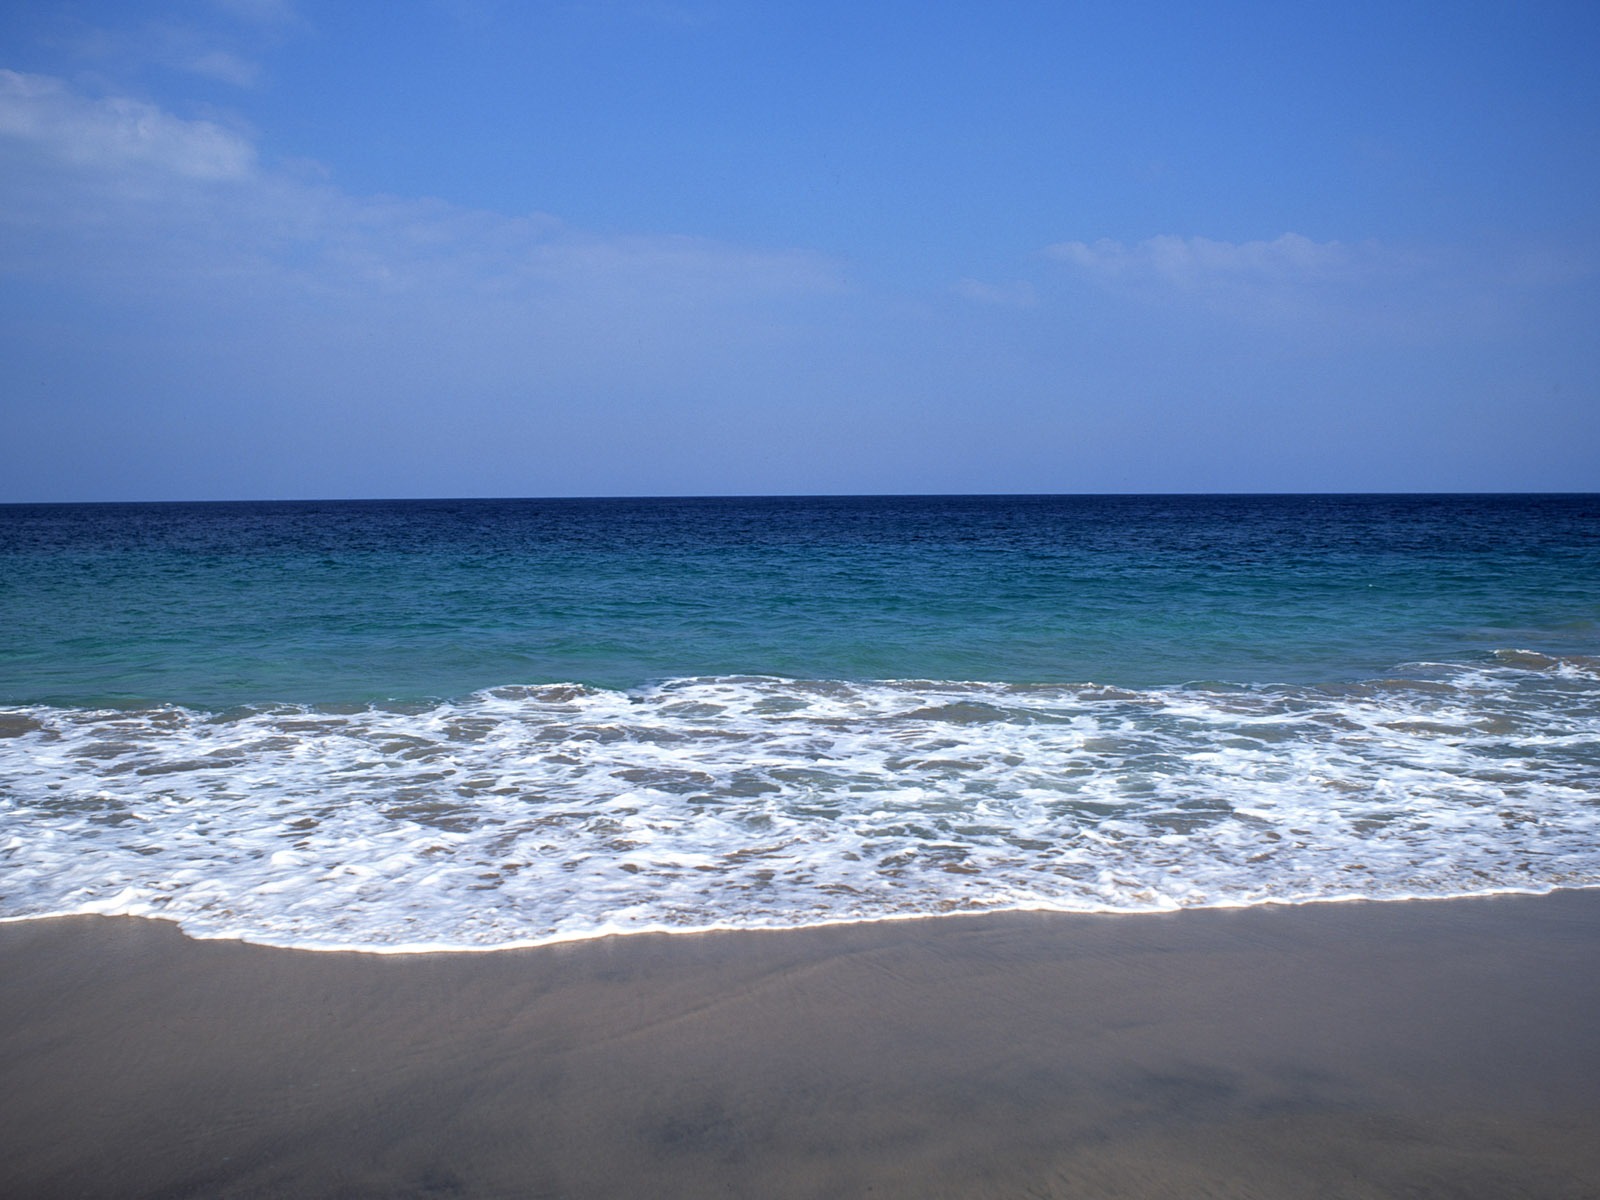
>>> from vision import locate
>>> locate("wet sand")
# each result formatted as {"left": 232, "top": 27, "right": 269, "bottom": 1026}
{"left": 3, "top": 891, "right": 1598, "bottom": 1199}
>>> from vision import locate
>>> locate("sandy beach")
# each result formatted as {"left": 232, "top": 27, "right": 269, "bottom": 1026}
{"left": 3, "top": 891, "right": 1598, "bottom": 1199}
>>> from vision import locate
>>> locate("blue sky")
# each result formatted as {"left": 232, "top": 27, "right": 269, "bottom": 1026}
{"left": 2, "top": 0, "right": 1596, "bottom": 499}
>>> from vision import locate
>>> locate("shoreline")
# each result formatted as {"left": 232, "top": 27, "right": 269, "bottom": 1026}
{"left": 4, "top": 891, "right": 1598, "bottom": 1198}
{"left": 5, "top": 882, "right": 1600, "bottom": 955}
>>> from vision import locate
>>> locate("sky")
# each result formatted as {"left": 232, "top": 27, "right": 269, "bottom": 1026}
{"left": 1, "top": 1, "right": 1597, "bottom": 500}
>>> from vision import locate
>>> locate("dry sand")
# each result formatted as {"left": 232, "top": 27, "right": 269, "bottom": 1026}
{"left": 3, "top": 891, "right": 1598, "bottom": 1198}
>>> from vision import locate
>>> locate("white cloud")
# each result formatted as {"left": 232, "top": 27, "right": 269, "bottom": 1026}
{"left": 0, "top": 69, "right": 255, "bottom": 180}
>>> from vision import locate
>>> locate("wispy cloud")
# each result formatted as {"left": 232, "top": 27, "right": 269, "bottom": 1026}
{"left": 0, "top": 69, "right": 256, "bottom": 180}
{"left": 1046, "top": 233, "right": 1376, "bottom": 289}
{"left": 50, "top": 4, "right": 295, "bottom": 91}
{"left": 1042, "top": 231, "right": 1449, "bottom": 337}
{"left": 1042, "top": 229, "right": 1593, "bottom": 346}
{"left": 0, "top": 69, "right": 842, "bottom": 383}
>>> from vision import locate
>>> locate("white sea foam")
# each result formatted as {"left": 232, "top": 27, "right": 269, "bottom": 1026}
{"left": 2, "top": 654, "right": 1598, "bottom": 950}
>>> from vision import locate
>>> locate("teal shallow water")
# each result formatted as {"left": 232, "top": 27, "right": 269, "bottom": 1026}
{"left": 2, "top": 495, "right": 1598, "bottom": 949}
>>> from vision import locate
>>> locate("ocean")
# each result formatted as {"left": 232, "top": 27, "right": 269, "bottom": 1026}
{"left": 2, "top": 494, "right": 1597, "bottom": 950}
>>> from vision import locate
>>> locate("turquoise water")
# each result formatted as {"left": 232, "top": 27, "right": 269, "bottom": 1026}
{"left": 2, "top": 494, "right": 1598, "bottom": 948}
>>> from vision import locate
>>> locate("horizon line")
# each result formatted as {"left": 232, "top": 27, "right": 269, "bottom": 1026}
{"left": 3, "top": 489, "right": 1597, "bottom": 507}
